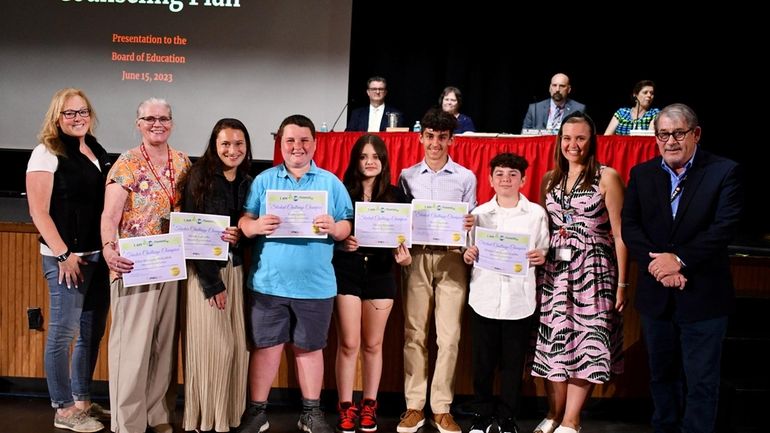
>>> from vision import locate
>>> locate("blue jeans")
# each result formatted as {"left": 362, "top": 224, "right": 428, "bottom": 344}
{"left": 43, "top": 253, "right": 109, "bottom": 408}
{"left": 641, "top": 314, "right": 728, "bottom": 433}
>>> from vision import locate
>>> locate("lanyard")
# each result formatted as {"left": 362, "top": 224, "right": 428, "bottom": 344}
{"left": 560, "top": 170, "right": 584, "bottom": 211}
{"left": 140, "top": 143, "right": 175, "bottom": 209}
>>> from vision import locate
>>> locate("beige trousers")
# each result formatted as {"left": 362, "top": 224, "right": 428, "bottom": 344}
{"left": 402, "top": 248, "right": 468, "bottom": 414}
{"left": 108, "top": 279, "right": 178, "bottom": 433}
{"left": 182, "top": 261, "right": 248, "bottom": 432}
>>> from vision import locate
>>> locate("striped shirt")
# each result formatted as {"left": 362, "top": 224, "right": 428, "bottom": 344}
{"left": 398, "top": 156, "right": 477, "bottom": 210}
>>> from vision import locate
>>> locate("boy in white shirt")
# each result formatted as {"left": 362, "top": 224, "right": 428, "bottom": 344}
{"left": 463, "top": 152, "right": 550, "bottom": 433}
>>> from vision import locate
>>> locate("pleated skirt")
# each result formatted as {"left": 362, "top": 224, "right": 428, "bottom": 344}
{"left": 183, "top": 260, "right": 248, "bottom": 432}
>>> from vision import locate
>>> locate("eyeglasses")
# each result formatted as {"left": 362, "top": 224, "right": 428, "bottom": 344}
{"left": 655, "top": 128, "right": 693, "bottom": 142}
{"left": 60, "top": 109, "right": 90, "bottom": 119}
{"left": 139, "top": 116, "right": 172, "bottom": 126}
{"left": 367, "top": 87, "right": 386, "bottom": 93}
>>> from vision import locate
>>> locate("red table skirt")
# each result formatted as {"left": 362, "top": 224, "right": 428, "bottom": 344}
{"left": 274, "top": 132, "right": 658, "bottom": 204}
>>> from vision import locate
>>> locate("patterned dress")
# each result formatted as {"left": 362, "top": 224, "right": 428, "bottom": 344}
{"left": 532, "top": 167, "right": 623, "bottom": 383}
{"left": 612, "top": 107, "right": 660, "bottom": 135}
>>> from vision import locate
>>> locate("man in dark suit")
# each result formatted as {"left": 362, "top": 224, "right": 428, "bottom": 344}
{"left": 345, "top": 76, "right": 405, "bottom": 132}
{"left": 521, "top": 73, "right": 585, "bottom": 132}
{"left": 622, "top": 103, "right": 743, "bottom": 433}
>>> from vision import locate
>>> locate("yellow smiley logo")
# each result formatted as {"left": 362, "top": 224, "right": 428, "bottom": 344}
{"left": 513, "top": 263, "right": 523, "bottom": 273}
{"left": 312, "top": 225, "right": 321, "bottom": 234}
{"left": 212, "top": 246, "right": 223, "bottom": 256}
{"left": 170, "top": 266, "right": 181, "bottom": 276}
{"left": 396, "top": 234, "right": 406, "bottom": 244}
{"left": 451, "top": 232, "right": 462, "bottom": 242}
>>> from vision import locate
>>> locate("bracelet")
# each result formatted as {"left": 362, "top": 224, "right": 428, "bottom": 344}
{"left": 103, "top": 240, "right": 117, "bottom": 249}
{"left": 618, "top": 282, "right": 630, "bottom": 288}
{"left": 56, "top": 249, "right": 71, "bottom": 263}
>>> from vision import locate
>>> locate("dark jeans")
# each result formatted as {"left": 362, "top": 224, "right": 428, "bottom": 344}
{"left": 471, "top": 309, "right": 531, "bottom": 420}
{"left": 640, "top": 314, "right": 728, "bottom": 433}
{"left": 42, "top": 253, "right": 109, "bottom": 408}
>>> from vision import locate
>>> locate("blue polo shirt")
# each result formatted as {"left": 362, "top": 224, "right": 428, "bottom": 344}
{"left": 243, "top": 161, "right": 353, "bottom": 299}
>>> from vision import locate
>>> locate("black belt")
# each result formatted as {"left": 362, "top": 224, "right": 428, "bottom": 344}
{"left": 415, "top": 244, "right": 462, "bottom": 252}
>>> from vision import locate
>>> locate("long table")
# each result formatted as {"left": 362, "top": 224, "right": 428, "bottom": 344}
{"left": 273, "top": 132, "right": 658, "bottom": 203}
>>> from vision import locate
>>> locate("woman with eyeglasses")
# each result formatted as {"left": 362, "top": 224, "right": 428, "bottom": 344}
{"left": 100, "top": 97, "right": 191, "bottom": 433}
{"left": 532, "top": 112, "right": 627, "bottom": 433}
{"left": 26, "top": 88, "right": 111, "bottom": 432}
{"left": 604, "top": 80, "right": 660, "bottom": 135}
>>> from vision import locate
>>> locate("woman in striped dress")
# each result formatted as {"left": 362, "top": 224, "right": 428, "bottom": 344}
{"left": 532, "top": 112, "right": 627, "bottom": 433}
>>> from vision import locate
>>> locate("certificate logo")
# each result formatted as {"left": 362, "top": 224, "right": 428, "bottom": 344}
{"left": 396, "top": 234, "right": 406, "bottom": 244}
{"left": 212, "top": 246, "right": 223, "bottom": 256}
{"left": 451, "top": 232, "right": 462, "bottom": 242}
{"left": 170, "top": 266, "right": 181, "bottom": 276}
{"left": 513, "top": 263, "right": 523, "bottom": 273}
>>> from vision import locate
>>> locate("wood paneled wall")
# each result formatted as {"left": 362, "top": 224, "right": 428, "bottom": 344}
{"left": 2, "top": 222, "right": 768, "bottom": 398}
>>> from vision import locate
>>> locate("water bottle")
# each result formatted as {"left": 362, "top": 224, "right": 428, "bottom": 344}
{"left": 319, "top": 122, "right": 328, "bottom": 132}
{"left": 413, "top": 121, "right": 421, "bottom": 133}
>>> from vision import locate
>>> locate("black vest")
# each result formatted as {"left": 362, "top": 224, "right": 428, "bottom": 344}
{"left": 44, "top": 131, "right": 111, "bottom": 252}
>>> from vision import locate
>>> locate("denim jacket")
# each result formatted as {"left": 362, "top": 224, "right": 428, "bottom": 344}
{"left": 181, "top": 166, "right": 252, "bottom": 298}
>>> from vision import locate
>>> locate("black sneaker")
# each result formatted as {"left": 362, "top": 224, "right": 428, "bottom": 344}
{"left": 469, "top": 414, "right": 495, "bottom": 433}
{"left": 238, "top": 403, "right": 270, "bottom": 433}
{"left": 298, "top": 408, "right": 333, "bottom": 433}
{"left": 498, "top": 417, "right": 520, "bottom": 433}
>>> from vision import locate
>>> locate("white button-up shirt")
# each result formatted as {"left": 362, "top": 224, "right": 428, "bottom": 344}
{"left": 468, "top": 193, "right": 550, "bottom": 320}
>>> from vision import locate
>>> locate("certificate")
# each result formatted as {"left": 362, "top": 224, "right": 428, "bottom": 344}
{"left": 119, "top": 233, "right": 187, "bottom": 288}
{"left": 473, "top": 227, "right": 530, "bottom": 277}
{"left": 169, "top": 212, "right": 229, "bottom": 261}
{"left": 411, "top": 199, "right": 468, "bottom": 246}
{"left": 354, "top": 202, "right": 412, "bottom": 248}
{"left": 265, "top": 190, "right": 328, "bottom": 238}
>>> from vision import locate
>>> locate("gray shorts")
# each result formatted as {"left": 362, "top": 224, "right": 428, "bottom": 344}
{"left": 247, "top": 291, "right": 334, "bottom": 351}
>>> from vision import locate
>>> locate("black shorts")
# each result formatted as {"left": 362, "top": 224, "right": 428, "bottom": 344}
{"left": 333, "top": 251, "right": 396, "bottom": 300}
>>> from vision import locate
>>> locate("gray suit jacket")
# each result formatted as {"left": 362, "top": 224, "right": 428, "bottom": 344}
{"left": 521, "top": 98, "right": 586, "bottom": 131}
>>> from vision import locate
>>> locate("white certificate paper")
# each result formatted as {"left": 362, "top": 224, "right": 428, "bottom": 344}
{"left": 169, "top": 212, "right": 229, "bottom": 261}
{"left": 265, "top": 190, "right": 328, "bottom": 238}
{"left": 473, "top": 227, "right": 530, "bottom": 276}
{"left": 411, "top": 199, "right": 468, "bottom": 246}
{"left": 354, "top": 202, "right": 412, "bottom": 248}
{"left": 119, "top": 233, "right": 187, "bottom": 288}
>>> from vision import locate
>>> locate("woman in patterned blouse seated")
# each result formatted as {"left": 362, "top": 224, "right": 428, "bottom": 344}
{"left": 604, "top": 80, "right": 660, "bottom": 135}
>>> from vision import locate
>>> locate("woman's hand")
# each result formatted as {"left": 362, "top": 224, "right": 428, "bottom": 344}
{"left": 527, "top": 249, "right": 546, "bottom": 266}
{"left": 222, "top": 226, "right": 241, "bottom": 246}
{"left": 394, "top": 243, "right": 411, "bottom": 266}
{"left": 104, "top": 244, "right": 134, "bottom": 275}
{"left": 209, "top": 291, "right": 227, "bottom": 310}
{"left": 341, "top": 235, "right": 359, "bottom": 252}
{"left": 58, "top": 254, "right": 86, "bottom": 288}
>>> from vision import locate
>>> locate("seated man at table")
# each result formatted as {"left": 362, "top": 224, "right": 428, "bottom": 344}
{"left": 346, "top": 76, "right": 405, "bottom": 132}
{"left": 397, "top": 108, "right": 476, "bottom": 433}
{"left": 522, "top": 73, "right": 586, "bottom": 132}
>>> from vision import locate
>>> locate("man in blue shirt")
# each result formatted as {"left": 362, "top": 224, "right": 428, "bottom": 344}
{"left": 238, "top": 114, "right": 353, "bottom": 433}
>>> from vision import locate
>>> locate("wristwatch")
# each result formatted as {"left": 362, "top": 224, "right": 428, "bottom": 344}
{"left": 674, "top": 255, "right": 686, "bottom": 268}
{"left": 56, "top": 249, "right": 71, "bottom": 263}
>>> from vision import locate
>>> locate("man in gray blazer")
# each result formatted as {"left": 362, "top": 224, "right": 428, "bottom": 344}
{"left": 522, "top": 73, "right": 586, "bottom": 132}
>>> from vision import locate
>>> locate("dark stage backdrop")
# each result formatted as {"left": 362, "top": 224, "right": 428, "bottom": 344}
{"left": 347, "top": 2, "right": 765, "bottom": 244}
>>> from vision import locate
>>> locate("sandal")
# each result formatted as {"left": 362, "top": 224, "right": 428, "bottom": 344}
{"left": 553, "top": 426, "right": 581, "bottom": 433}
{"left": 534, "top": 418, "right": 559, "bottom": 433}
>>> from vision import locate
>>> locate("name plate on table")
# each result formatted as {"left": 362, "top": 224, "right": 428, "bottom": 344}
{"left": 629, "top": 129, "right": 655, "bottom": 136}
{"left": 119, "top": 233, "right": 187, "bottom": 288}
{"left": 411, "top": 199, "right": 468, "bottom": 247}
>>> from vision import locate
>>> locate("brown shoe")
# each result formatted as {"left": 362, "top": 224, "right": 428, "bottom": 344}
{"left": 431, "top": 413, "right": 461, "bottom": 433}
{"left": 396, "top": 409, "right": 424, "bottom": 433}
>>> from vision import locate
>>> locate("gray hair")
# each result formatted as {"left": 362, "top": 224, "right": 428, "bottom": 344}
{"left": 654, "top": 103, "right": 698, "bottom": 130}
{"left": 136, "top": 97, "right": 172, "bottom": 119}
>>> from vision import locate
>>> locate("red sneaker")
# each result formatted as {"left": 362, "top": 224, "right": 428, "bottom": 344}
{"left": 358, "top": 399, "right": 378, "bottom": 432}
{"left": 336, "top": 401, "right": 358, "bottom": 433}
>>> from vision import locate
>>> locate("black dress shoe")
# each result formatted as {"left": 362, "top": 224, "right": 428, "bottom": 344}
{"left": 498, "top": 417, "right": 519, "bottom": 433}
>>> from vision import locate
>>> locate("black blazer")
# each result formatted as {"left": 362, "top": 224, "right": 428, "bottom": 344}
{"left": 622, "top": 149, "right": 743, "bottom": 322}
{"left": 345, "top": 105, "right": 404, "bottom": 132}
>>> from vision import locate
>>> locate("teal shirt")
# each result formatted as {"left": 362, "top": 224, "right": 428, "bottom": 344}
{"left": 243, "top": 161, "right": 353, "bottom": 299}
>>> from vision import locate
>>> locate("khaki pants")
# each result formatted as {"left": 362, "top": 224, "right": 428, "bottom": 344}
{"left": 402, "top": 248, "right": 468, "bottom": 414}
{"left": 108, "top": 279, "right": 178, "bottom": 433}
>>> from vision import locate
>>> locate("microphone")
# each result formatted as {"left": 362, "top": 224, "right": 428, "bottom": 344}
{"left": 331, "top": 98, "right": 353, "bottom": 132}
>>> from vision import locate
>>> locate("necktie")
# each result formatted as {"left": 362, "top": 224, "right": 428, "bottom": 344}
{"left": 548, "top": 106, "right": 563, "bottom": 130}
